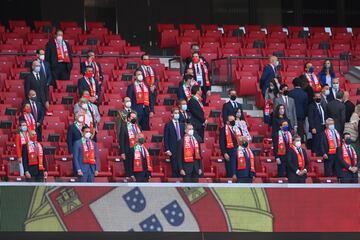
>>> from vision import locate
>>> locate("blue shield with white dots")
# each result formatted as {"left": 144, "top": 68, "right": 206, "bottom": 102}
{"left": 122, "top": 187, "right": 146, "bottom": 213}
{"left": 139, "top": 214, "right": 163, "bottom": 232}
{"left": 161, "top": 200, "right": 185, "bottom": 226}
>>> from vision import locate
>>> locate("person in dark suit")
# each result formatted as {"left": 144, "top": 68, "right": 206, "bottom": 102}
{"left": 343, "top": 91, "right": 355, "bottom": 123}
{"left": 326, "top": 78, "right": 340, "bottom": 103}
{"left": 128, "top": 133, "right": 153, "bottom": 182}
{"left": 45, "top": 29, "right": 73, "bottom": 81}
{"left": 231, "top": 136, "right": 256, "bottom": 183}
{"left": 260, "top": 55, "right": 278, "bottom": 97}
{"left": 273, "top": 119, "right": 292, "bottom": 177}
{"left": 287, "top": 135, "right": 309, "bottom": 183}
{"left": 299, "top": 74, "right": 315, "bottom": 105}
{"left": 184, "top": 44, "right": 209, "bottom": 68}
{"left": 73, "top": 125, "right": 100, "bottom": 182}
{"left": 288, "top": 78, "right": 308, "bottom": 142}
{"left": 177, "top": 123, "right": 203, "bottom": 182}
{"left": 178, "top": 99, "right": 192, "bottom": 124}
{"left": 116, "top": 97, "right": 133, "bottom": 141}
{"left": 320, "top": 118, "right": 341, "bottom": 177}
{"left": 327, "top": 90, "right": 346, "bottom": 135}
{"left": 23, "top": 90, "right": 45, "bottom": 141}
{"left": 24, "top": 60, "right": 49, "bottom": 110}
{"left": 220, "top": 115, "right": 240, "bottom": 178}
{"left": 78, "top": 65, "right": 100, "bottom": 104}
{"left": 187, "top": 52, "right": 211, "bottom": 104}
{"left": 119, "top": 111, "right": 142, "bottom": 176}
{"left": 336, "top": 133, "right": 359, "bottom": 183}
{"left": 36, "top": 49, "right": 53, "bottom": 86}
{"left": 126, "top": 69, "right": 154, "bottom": 131}
{"left": 66, "top": 113, "right": 84, "bottom": 154}
{"left": 320, "top": 84, "right": 330, "bottom": 110}
{"left": 22, "top": 131, "right": 48, "bottom": 182}
{"left": 164, "top": 107, "right": 185, "bottom": 177}
{"left": 308, "top": 92, "right": 327, "bottom": 156}
{"left": 222, "top": 89, "right": 245, "bottom": 125}
{"left": 178, "top": 74, "right": 196, "bottom": 101}
{"left": 80, "top": 50, "right": 103, "bottom": 87}
{"left": 139, "top": 54, "right": 159, "bottom": 107}
{"left": 188, "top": 86, "right": 206, "bottom": 142}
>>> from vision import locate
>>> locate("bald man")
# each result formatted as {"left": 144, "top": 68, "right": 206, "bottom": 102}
{"left": 260, "top": 56, "right": 279, "bottom": 97}
{"left": 343, "top": 91, "right": 355, "bottom": 122}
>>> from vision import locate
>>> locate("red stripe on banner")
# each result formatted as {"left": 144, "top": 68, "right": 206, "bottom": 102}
{"left": 266, "top": 188, "right": 360, "bottom": 232}
{"left": 177, "top": 187, "right": 228, "bottom": 232}
{"left": 48, "top": 187, "right": 114, "bottom": 231}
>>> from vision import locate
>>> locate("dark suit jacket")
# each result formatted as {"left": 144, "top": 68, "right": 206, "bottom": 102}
{"left": 345, "top": 100, "right": 355, "bottom": 123}
{"left": 188, "top": 97, "right": 205, "bottom": 129}
{"left": 176, "top": 138, "right": 203, "bottom": 174}
{"left": 164, "top": 121, "right": 185, "bottom": 154}
{"left": 46, "top": 39, "right": 73, "bottom": 76}
{"left": 259, "top": 64, "right": 276, "bottom": 96}
{"left": 22, "top": 143, "right": 48, "bottom": 176}
{"left": 287, "top": 147, "right": 309, "bottom": 174}
{"left": 288, "top": 87, "right": 308, "bottom": 121}
{"left": 327, "top": 100, "right": 346, "bottom": 134}
{"left": 273, "top": 131, "right": 291, "bottom": 159}
{"left": 139, "top": 65, "right": 159, "bottom": 88}
{"left": 177, "top": 81, "right": 189, "bottom": 100}
{"left": 119, "top": 123, "right": 142, "bottom": 155}
{"left": 319, "top": 129, "right": 340, "bottom": 156}
{"left": 22, "top": 100, "right": 45, "bottom": 125}
{"left": 24, "top": 72, "right": 49, "bottom": 107}
{"left": 221, "top": 101, "right": 244, "bottom": 124}
{"left": 336, "top": 146, "right": 359, "bottom": 176}
{"left": 66, "top": 123, "right": 83, "bottom": 154}
{"left": 126, "top": 82, "right": 155, "bottom": 113}
{"left": 231, "top": 147, "right": 256, "bottom": 178}
{"left": 73, "top": 139, "right": 99, "bottom": 173}
{"left": 39, "top": 60, "right": 52, "bottom": 85}
{"left": 128, "top": 145, "right": 152, "bottom": 177}
{"left": 80, "top": 61, "right": 104, "bottom": 82}
{"left": 219, "top": 126, "right": 238, "bottom": 155}
{"left": 326, "top": 88, "right": 337, "bottom": 102}
{"left": 77, "top": 77, "right": 100, "bottom": 98}
{"left": 179, "top": 110, "right": 192, "bottom": 124}
{"left": 308, "top": 102, "right": 327, "bottom": 132}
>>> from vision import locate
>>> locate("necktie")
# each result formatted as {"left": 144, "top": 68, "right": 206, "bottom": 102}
{"left": 175, "top": 121, "right": 181, "bottom": 140}
{"left": 348, "top": 147, "right": 354, "bottom": 166}
{"left": 132, "top": 125, "right": 137, "bottom": 134}
{"left": 34, "top": 143, "right": 38, "bottom": 156}
{"left": 86, "top": 140, "right": 90, "bottom": 149}
{"left": 36, "top": 74, "right": 40, "bottom": 81}
{"left": 41, "top": 62, "right": 46, "bottom": 78}
{"left": 284, "top": 97, "right": 288, "bottom": 108}
{"left": 283, "top": 133, "right": 288, "bottom": 144}
{"left": 232, "top": 101, "right": 236, "bottom": 108}
{"left": 318, "top": 104, "right": 324, "bottom": 124}
{"left": 196, "top": 64, "right": 200, "bottom": 75}
{"left": 331, "top": 130, "right": 337, "bottom": 147}
{"left": 141, "top": 146, "right": 145, "bottom": 158}
{"left": 32, "top": 102, "right": 38, "bottom": 121}
{"left": 127, "top": 109, "right": 131, "bottom": 113}
{"left": 243, "top": 148, "right": 249, "bottom": 159}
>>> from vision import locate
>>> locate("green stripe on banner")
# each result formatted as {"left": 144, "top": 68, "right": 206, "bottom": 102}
{"left": 0, "top": 186, "right": 34, "bottom": 231}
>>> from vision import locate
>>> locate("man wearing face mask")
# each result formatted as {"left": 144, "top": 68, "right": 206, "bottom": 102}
{"left": 273, "top": 120, "right": 292, "bottom": 177}
{"left": 116, "top": 97, "right": 133, "bottom": 140}
{"left": 164, "top": 107, "right": 185, "bottom": 177}
{"left": 320, "top": 118, "right": 341, "bottom": 177}
{"left": 287, "top": 135, "right": 309, "bottom": 183}
{"left": 80, "top": 50, "right": 103, "bottom": 88}
{"left": 184, "top": 44, "right": 208, "bottom": 68}
{"left": 231, "top": 136, "right": 256, "bottom": 183}
{"left": 22, "top": 131, "right": 48, "bottom": 182}
{"left": 126, "top": 69, "right": 154, "bottom": 131}
{"left": 320, "top": 84, "right": 330, "bottom": 109}
{"left": 177, "top": 124, "right": 203, "bottom": 182}
{"left": 187, "top": 52, "right": 211, "bottom": 104}
{"left": 308, "top": 92, "right": 327, "bottom": 156}
{"left": 73, "top": 125, "right": 99, "bottom": 182}
{"left": 23, "top": 90, "right": 45, "bottom": 141}
{"left": 178, "top": 74, "right": 197, "bottom": 101}
{"left": 336, "top": 133, "right": 359, "bottom": 183}
{"left": 274, "top": 84, "right": 297, "bottom": 133}
{"left": 15, "top": 120, "right": 29, "bottom": 176}
{"left": 67, "top": 113, "right": 85, "bottom": 154}
{"left": 304, "top": 62, "right": 321, "bottom": 92}
{"left": 78, "top": 66, "right": 100, "bottom": 104}
{"left": 220, "top": 115, "right": 242, "bottom": 178}
{"left": 36, "top": 49, "right": 52, "bottom": 86}
{"left": 119, "top": 111, "right": 142, "bottom": 176}
{"left": 129, "top": 133, "right": 153, "bottom": 182}
{"left": 327, "top": 90, "right": 346, "bottom": 134}
{"left": 24, "top": 60, "right": 49, "bottom": 110}
{"left": 260, "top": 55, "right": 279, "bottom": 97}
{"left": 188, "top": 86, "right": 207, "bottom": 142}
{"left": 327, "top": 78, "right": 340, "bottom": 102}
{"left": 178, "top": 99, "right": 192, "bottom": 124}
{"left": 46, "top": 29, "right": 73, "bottom": 81}
{"left": 222, "top": 89, "right": 245, "bottom": 125}
{"left": 140, "top": 54, "right": 158, "bottom": 105}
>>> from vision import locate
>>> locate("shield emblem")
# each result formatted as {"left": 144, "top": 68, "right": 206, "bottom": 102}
{"left": 161, "top": 200, "right": 185, "bottom": 226}
{"left": 122, "top": 187, "right": 146, "bottom": 213}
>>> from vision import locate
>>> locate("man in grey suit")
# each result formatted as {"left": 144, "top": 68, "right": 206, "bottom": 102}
{"left": 273, "top": 84, "right": 298, "bottom": 132}
{"left": 327, "top": 90, "right": 346, "bottom": 135}
{"left": 73, "top": 125, "right": 100, "bottom": 182}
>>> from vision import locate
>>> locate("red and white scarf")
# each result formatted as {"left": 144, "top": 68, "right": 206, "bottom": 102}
{"left": 55, "top": 39, "right": 70, "bottom": 63}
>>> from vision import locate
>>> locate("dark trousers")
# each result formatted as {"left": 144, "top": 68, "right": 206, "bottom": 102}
{"left": 324, "top": 154, "right": 337, "bottom": 177}
{"left": 297, "top": 120, "right": 305, "bottom": 143}
{"left": 137, "top": 108, "right": 150, "bottom": 131}
{"left": 183, "top": 170, "right": 201, "bottom": 183}
{"left": 287, "top": 172, "right": 306, "bottom": 183}
{"left": 26, "top": 175, "right": 44, "bottom": 182}
{"left": 312, "top": 129, "right": 324, "bottom": 156}
{"left": 55, "top": 62, "right": 70, "bottom": 80}
{"left": 339, "top": 172, "right": 358, "bottom": 183}
{"left": 36, "top": 125, "right": 42, "bottom": 142}
{"left": 124, "top": 152, "right": 131, "bottom": 177}
{"left": 237, "top": 177, "right": 253, "bottom": 183}
{"left": 195, "top": 126, "right": 204, "bottom": 143}
{"left": 134, "top": 172, "right": 150, "bottom": 182}
{"left": 170, "top": 155, "right": 180, "bottom": 177}
{"left": 277, "top": 155, "right": 287, "bottom": 177}
{"left": 225, "top": 148, "right": 236, "bottom": 177}
{"left": 201, "top": 86, "right": 207, "bottom": 105}
{"left": 79, "top": 171, "right": 95, "bottom": 182}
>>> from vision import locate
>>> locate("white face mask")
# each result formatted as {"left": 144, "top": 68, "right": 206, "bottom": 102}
{"left": 56, "top": 35, "right": 63, "bottom": 42}
{"left": 274, "top": 61, "right": 279, "bottom": 67}
{"left": 295, "top": 141, "right": 301, "bottom": 148}
{"left": 125, "top": 102, "right": 131, "bottom": 108}
{"left": 84, "top": 132, "right": 92, "bottom": 139}
{"left": 328, "top": 124, "right": 335, "bottom": 130}
{"left": 78, "top": 116, "right": 84, "bottom": 122}
{"left": 137, "top": 75, "right": 144, "bottom": 81}
{"left": 332, "top": 84, "right": 339, "bottom": 90}
{"left": 39, "top": 55, "right": 45, "bottom": 61}
{"left": 188, "top": 130, "right": 194, "bottom": 136}
{"left": 181, "top": 105, "right": 187, "bottom": 111}
{"left": 81, "top": 104, "right": 88, "bottom": 110}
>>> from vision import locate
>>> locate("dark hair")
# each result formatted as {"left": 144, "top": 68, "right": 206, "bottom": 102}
{"left": 292, "top": 77, "right": 301, "bottom": 87}
{"left": 292, "top": 134, "right": 301, "bottom": 141}
{"left": 141, "top": 54, "right": 149, "bottom": 60}
{"left": 85, "top": 65, "right": 94, "bottom": 70}
{"left": 322, "top": 83, "right": 329, "bottom": 89}
{"left": 268, "top": 78, "right": 280, "bottom": 96}
{"left": 191, "top": 44, "right": 199, "bottom": 49}
{"left": 336, "top": 90, "right": 344, "bottom": 100}
{"left": 171, "top": 107, "right": 180, "bottom": 114}
{"left": 227, "top": 114, "right": 235, "bottom": 121}
{"left": 227, "top": 88, "right": 236, "bottom": 95}
{"left": 178, "top": 99, "right": 186, "bottom": 105}
{"left": 279, "top": 84, "right": 288, "bottom": 91}
{"left": 191, "top": 85, "right": 201, "bottom": 95}
{"left": 55, "top": 29, "right": 63, "bottom": 34}
{"left": 274, "top": 104, "right": 287, "bottom": 119}
{"left": 304, "top": 62, "right": 311, "bottom": 70}
{"left": 127, "top": 111, "right": 137, "bottom": 119}
{"left": 82, "top": 125, "right": 90, "bottom": 131}
{"left": 133, "top": 68, "right": 142, "bottom": 76}
{"left": 279, "top": 119, "right": 288, "bottom": 127}
{"left": 320, "top": 59, "right": 335, "bottom": 76}
{"left": 87, "top": 50, "right": 94, "bottom": 57}
{"left": 183, "top": 74, "right": 193, "bottom": 82}
{"left": 343, "top": 132, "right": 351, "bottom": 137}
{"left": 299, "top": 74, "right": 309, "bottom": 88}
{"left": 36, "top": 49, "right": 44, "bottom": 55}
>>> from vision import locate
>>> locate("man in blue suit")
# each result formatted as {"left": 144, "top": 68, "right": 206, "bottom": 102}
{"left": 308, "top": 92, "right": 327, "bottom": 156}
{"left": 127, "top": 69, "right": 154, "bottom": 130}
{"left": 36, "top": 49, "right": 52, "bottom": 86}
{"left": 164, "top": 107, "right": 185, "bottom": 177}
{"left": 231, "top": 136, "right": 256, "bottom": 183}
{"left": 73, "top": 125, "right": 100, "bottom": 182}
{"left": 222, "top": 89, "right": 245, "bottom": 124}
{"left": 260, "top": 55, "right": 279, "bottom": 97}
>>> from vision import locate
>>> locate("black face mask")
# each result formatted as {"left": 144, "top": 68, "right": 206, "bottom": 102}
{"left": 230, "top": 95, "right": 237, "bottom": 101}
{"left": 315, "top": 98, "right": 321, "bottom": 103}
{"left": 138, "top": 138, "right": 145, "bottom": 144}
{"left": 229, "top": 120, "right": 236, "bottom": 127}
{"left": 282, "top": 90, "right": 289, "bottom": 96}
{"left": 130, "top": 119, "right": 137, "bottom": 124}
